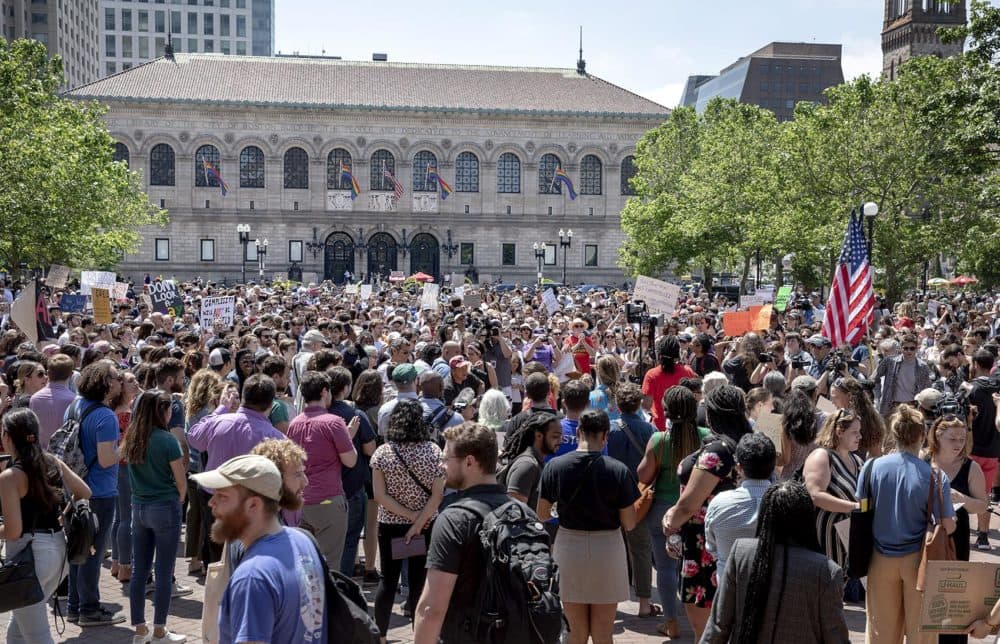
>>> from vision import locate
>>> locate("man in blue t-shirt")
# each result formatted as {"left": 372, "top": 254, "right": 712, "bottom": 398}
{"left": 550, "top": 380, "right": 591, "bottom": 460}
{"left": 193, "top": 454, "right": 327, "bottom": 643}
{"left": 67, "top": 360, "right": 126, "bottom": 626}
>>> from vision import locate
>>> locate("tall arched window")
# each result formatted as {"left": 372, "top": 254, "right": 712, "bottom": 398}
{"left": 580, "top": 155, "right": 602, "bottom": 195}
{"left": 239, "top": 145, "right": 265, "bottom": 188}
{"left": 283, "top": 147, "right": 308, "bottom": 189}
{"left": 620, "top": 155, "right": 638, "bottom": 196}
{"left": 112, "top": 142, "right": 129, "bottom": 166}
{"left": 194, "top": 144, "right": 221, "bottom": 188}
{"left": 150, "top": 143, "right": 175, "bottom": 186}
{"left": 538, "top": 153, "right": 561, "bottom": 194}
{"left": 370, "top": 149, "right": 395, "bottom": 191}
{"left": 327, "top": 148, "right": 353, "bottom": 190}
{"left": 497, "top": 152, "right": 521, "bottom": 193}
{"left": 455, "top": 152, "right": 479, "bottom": 193}
{"left": 413, "top": 150, "right": 437, "bottom": 192}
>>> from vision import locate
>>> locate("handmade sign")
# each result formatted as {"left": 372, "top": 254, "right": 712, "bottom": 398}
{"left": 633, "top": 276, "right": 680, "bottom": 315}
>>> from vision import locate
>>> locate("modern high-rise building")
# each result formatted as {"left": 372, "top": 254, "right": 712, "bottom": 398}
{"left": 882, "top": 0, "right": 966, "bottom": 80}
{"left": 680, "top": 42, "right": 844, "bottom": 121}
{"left": 99, "top": 0, "right": 273, "bottom": 76}
{"left": 1, "top": 0, "right": 101, "bottom": 88}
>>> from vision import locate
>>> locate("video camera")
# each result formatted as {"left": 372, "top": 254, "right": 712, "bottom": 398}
{"left": 626, "top": 301, "right": 661, "bottom": 327}
{"left": 826, "top": 349, "right": 860, "bottom": 373}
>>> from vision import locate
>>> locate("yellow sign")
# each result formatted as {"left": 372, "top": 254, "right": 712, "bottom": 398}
{"left": 92, "top": 288, "right": 112, "bottom": 325}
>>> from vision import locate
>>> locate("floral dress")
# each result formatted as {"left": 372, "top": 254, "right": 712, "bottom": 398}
{"left": 676, "top": 435, "right": 738, "bottom": 608}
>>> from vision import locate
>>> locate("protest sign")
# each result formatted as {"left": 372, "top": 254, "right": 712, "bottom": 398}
{"left": 740, "top": 295, "right": 767, "bottom": 309}
{"left": 344, "top": 284, "right": 359, "bottom": 295}
{"left": 463, "top": 293, "right": 483, "bottom": 309}
{"left": 46, "top": 264, "right": 70, "bottom": 289}
{"left": 10, "top": 281, "right": 38, "bottom": 343}
{"left": 454, "top": 286, "right": 465, "bottom": 298}
{"left": 389, "top": 271, "right": 405, "bottom": 283}
{"left": 80, "top": 270, "right": 116, "bottom": 296}
{"left": 360, "top": 285, "right": 372, "bottom": 301}
{"left": 147, "top": 280, "right": 181, "bottom": 315}
{"left": 199, "top": 296, "right": 235, "bottom": 328}
{"left": 754, "top": 412, "right": 784, "bottom": 457}
{"left": 91, "top": 288, "right": 112, "bottom": 325}
{"left": 420, "top": 283, "right": 440, "bottom": 311}
{"left": 112, "top": 282, "right": 129, "bottom": 301}
{"left": 722, "top": 311, "right": 752, "bottom": 337}
{"left": 542, "top": 289, "right": 561, "bottom": 316}
{"left": 633, "top": 276, "right": 680, "bottom": 315}
{"left": 752, "top": 305, "right": 773, "bottom": 331}
{"left": 920, "top": 561, "right": 1000, "bottom": 633}
{"left": 756, "top": 288, "right": 775, "bottom": 303}
{"left": 60, "top": 294, "right": 87, "bottom": 313}
{"left": 773, "top": 286, "right": 794, "bottom": 312}
{"left": 816, "top": 395, "right": 838, "bottom": 415}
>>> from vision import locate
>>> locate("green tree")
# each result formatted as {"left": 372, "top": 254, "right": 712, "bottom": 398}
{"left": 0, "top": 39, "right": 166, "bottom": 278}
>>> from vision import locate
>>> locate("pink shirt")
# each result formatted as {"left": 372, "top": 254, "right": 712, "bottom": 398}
{"left": 287, "top": 406, "right": 354, "bottom": 504}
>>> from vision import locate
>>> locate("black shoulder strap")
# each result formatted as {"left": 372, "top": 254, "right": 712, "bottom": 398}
{"left": 616, "top": 419, "right": 644, "bottom": 456}
{"left": 389, "top": 442, "right": 432, "bottom": 496}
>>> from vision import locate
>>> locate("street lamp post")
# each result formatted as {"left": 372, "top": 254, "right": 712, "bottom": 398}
{"left": 236, "top": 224, "right": 251, "bottom": 284}
{"left": 862, "top": 201, "right": 879, "bottom": 265}
{"left": 442, "top": 229, "right": 459, "bottom": 283}
{"left": 255, "top": 237, "right": 269, "bottom": 281}
{"left": 558, "top": 228, "right": 573, "bottom": 285}
{"left": 532, "top": 242, "right": 546, "bottom": 287}
{"left": 781, "top": 253, "right": 795, "bottom": 287}
{"left": 306, "top": 227, "right": 324, "bottom": 260}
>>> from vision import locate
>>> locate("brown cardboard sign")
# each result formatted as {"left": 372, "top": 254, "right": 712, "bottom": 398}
{"left": 919, "top": 561, "right": 1000, "bottom": 633}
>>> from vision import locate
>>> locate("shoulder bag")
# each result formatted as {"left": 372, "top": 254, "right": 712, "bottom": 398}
{"left": 616, "top": 419, "right": 655, "bottom": 522}
{"left": 846, "top": 458, "right": 876, "bottom": 579}
{"left": 0, "top": 508, "right": 44, "bottom": 613}
{"left": 201, "top": 541, "right": 230, "bottom": 643}
{"left": 916, "top": 468, "right": 956, "bottom": 592}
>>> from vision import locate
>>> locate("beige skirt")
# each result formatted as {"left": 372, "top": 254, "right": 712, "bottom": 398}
{"left": 554, "top": 527, "right": 630, "bottom": 604}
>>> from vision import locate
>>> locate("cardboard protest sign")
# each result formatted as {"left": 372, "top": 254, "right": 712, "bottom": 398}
{"left": 454, "top": 286, "right": 465, "bottom": 298}
{"left": 139, "top": 294, "right": 153, "bottom": 312}
{"left": 10, "top": 281, "right": 38, "bottom": 344}
{"left": 773, "top": 286, "right": 794, "bottom": 312}
{"left": 389, "top": 271, "right": 405, "bottom": 283}
{"left": 920, "top": 561, "right": 1000, "bottom": 633}
{"left": 46, "top": 264, "right": 70, "bottom": 289}
{"left": 754, "top": 412, "right": 784, "bottom": 457}
{"left": 147, "top": 280, "right": 179, "bottom": 314}
{"left": 542, "top": 289, "right": 561, "bottom": 316}
{"left": 80, "top": 270, "right": 116, "bottom": 296}
{"left": 420, "top": 283, "right": 440, "bottom": 311}
{"left": 739, "top": 295, "right": 767, "bottom": 309}
{"left": 91, "top": 288, "right": 112, "bottom": 325}
{"left": 633, "top": 276, "right": 680, "bottom": 315}
{"left": 816, "top": 395, "right": 838, "bottom": 415}
{"left": 360, "top": 285, "right": 372, "bottom": 301}
{"left": 112, "top": 282, "right": 129, "bottom": 301}
{"left": 199, "top": 296, "right": 235, "bottom": 328}
{"left": 722, "top": 311, "right": 752, "bottom": 337}
{"left": 463, "top": 293, "right": 483, "bottom": 309}
{"left": 344, "top": 284, "right": 359, "bottom": 295}
{"left": 60, "top": 294, "right": 87, "bottom": 313}
{"left": 756, "top": 288, "right": 775, "bottom": 302}
{"left": 752, "top": 305, "right": 773, "bottom": 330}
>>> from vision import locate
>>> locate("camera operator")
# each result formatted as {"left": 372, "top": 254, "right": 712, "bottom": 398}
{"left": 804, "top": 336, "right": 834, "bottom": 379}
{"left": 750, "top": 341, "right": 787, "bottom": 386}
{"left": 966, "top": 349, "right": 999, "bottom": 552}
{"left": 479, "top": 318, "right": 513, "bottom": 398}
{"left": 783, "top": 333, "right": 814, "bottom": 385}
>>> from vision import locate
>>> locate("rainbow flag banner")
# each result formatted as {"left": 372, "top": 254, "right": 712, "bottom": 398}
{"left": 202, "top": 160, "right": 230, "bottom": 196}
{"left": 426, "top": 164, "right": 453, "bottom": 200}
{"left": 340, "top": 162, "right": 361, "bottom": 199}
{"left": 553, "top": 167, "right": 577, "bottom": 200}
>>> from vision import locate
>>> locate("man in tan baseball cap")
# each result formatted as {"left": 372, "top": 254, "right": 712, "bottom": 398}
{"left": 191, "top": 454, "right": 283, "bottom": 546}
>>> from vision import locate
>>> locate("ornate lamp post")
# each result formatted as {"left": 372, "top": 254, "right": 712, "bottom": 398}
{"left": 533, "top": 242, "right": 546, "bottom": 287}
{"left": 236, "top": 224, "right": 251, "bottom": 284}
{"left": 558, "top": 228, "right": 573, "bottom": 284}
{"left": 443, "top": 229, "right": 459, "bottom": 282}
{"left": 306, "top": 227, "right": 324, "bottom": 260}
{"left": 862, "top": 201, "right": 879, "bottom": 265}
{"left": 255, "top": 237, "right": 269, "bottom": 281}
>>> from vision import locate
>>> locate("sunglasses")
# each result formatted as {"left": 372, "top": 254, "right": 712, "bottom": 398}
{"left": 902, "top": 346, "right": 918, "bottom": 351}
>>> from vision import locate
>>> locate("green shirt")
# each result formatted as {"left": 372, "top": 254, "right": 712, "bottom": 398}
{"left": 650, "top": 426, "right": 712, "bottom": 504}
{"left": 269, "top": 399, "right": 291, "bottom": 427}
{"left": 129, "top": 427, "right": 183, "bottom": 503}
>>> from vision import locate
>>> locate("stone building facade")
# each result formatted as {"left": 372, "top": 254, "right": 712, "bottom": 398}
{"left": 69, "top": 54, "right": 669, "bottom": 285}
{"left": 882, "top": 0, "right": 966, "bottom": 80}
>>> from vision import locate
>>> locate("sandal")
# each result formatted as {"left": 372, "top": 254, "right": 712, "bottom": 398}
{"left": 117, "top": 564, "right": 131, "bottom": 584}
{"left": 638, "top": 604, "right": 662, "bottom": 618}
{"left": 656, "top": 618, "right": 680, "bottom": 638}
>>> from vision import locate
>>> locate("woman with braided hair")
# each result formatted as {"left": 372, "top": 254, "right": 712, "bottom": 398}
{"left": 662, "top": 384, "right": 751, "bottom": 640}
{"left": 701, "top": 481, "right": 849, "bottom": 643}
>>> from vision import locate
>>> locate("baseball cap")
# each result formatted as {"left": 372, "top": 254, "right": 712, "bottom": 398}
{"left": 208, "top": 347, "right": 231, "bottom": 369}
{"left": 390, "top": 363, "right": 418, "bottom": 384}
{"left": 453, "top": 387, "right": 478, "bottom": 410}
{"left": 677, "top": 332, "right": 693, "bottom": 342}
{"left": 449, "top": 355, "right": 471, "bottom": 369}
{"left": 302, "top": 330, "right": 326, "bottom": 344}
{"left": 806, "top": 336, "right": 832, "bottom": 348}
{"left": 915, "top": 388, "right": 944, "bottom": 411}
{"left": 791, "top": 375, "right": 818, "bottom": 392}
{"left": 190, "top": 454, "right": 282, "bottom": 501}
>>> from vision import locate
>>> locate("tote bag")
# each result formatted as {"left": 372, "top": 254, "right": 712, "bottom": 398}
{"left": 201, "top": 542, "right": 230, "bottom": 643}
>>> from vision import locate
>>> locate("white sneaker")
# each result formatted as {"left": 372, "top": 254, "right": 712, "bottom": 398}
{"left": 132, "top": 633, "right": 152, "bottom": 644}
{"left": 171, "top": 582, "right": 193, "bottom": 598}
{"left": 151, "top": 631, "right": 187, "bottom": 643}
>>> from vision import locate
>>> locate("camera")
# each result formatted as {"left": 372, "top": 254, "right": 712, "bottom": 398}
{"left": 626, "top": 301, "right": 661, "bottom": 326}
{"left": 826, "top": 349, "right": 860, "bottom": 373}
{"left": 759, "top": 353, "right": 774, "bottom": 364}
{"left": 794, "top": 297, "right": 813, "bottom": 311}
{"left": 791, "top": 359, "right": 808, "bottom": 369}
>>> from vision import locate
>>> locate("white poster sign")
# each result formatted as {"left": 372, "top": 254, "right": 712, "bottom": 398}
{"left": 420, "top": 283, "right": 440, "bottom": 311}
{"left": 542, "top": 289, "right": 561, "bottom": 316}
{"left": 112, "top": 282, "right": 129, "bottom": 301}
{"left": 739, "top": 295, "right": 767, "bottom": 309}
{"left": 80, "top": 270, "right": 116, "bottom": 296}
{"left": 199, "top": 296, "right": 235, "bottom": 328}
{"left": 46, "top": 265, "right": 70, "bottom": 289}
{"left": 633, "top": 276, "right": 680, "bottom": 315}
{"left": 360, "top": 285, "right": 372, "bottom": 301}
{"left": 345, "top": 284, "right": 359, "bottom": 295}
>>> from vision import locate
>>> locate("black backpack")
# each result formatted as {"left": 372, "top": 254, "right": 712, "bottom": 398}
{"left": 47, "top": 402, "right": 100, "bottom": 479}
{"left": 64, "top": 500, "right": 99, "bottom": 565}
{"left": 450, "top": 499, "right": 564, "bottom": 643}
{"left": 294, "top": 528, "right": 379, "bottom": 644}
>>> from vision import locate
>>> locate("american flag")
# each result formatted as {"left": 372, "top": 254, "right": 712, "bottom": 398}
{"left": 382, "top": 163, "right": 404, "bottom": 200}
{"left": 822, "top": 210, "right": 874, "bottom": 347}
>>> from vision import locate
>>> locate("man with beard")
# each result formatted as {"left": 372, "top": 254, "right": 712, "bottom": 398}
{"left": 414, "top": 423, "right": 534, "bottom": 643}
{"left": 192, "top": 454, "right": 327, "bottom": 643}
{"left": 499, "top": 412, "right": 561, "bottom": 512}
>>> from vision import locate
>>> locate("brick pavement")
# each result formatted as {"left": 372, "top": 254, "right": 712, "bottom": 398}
{"left": 4, "top": 525, "right": 998, "bottom": 643}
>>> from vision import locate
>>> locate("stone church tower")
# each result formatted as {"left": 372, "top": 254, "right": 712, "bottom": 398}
{"left": 882, "top": 0, "right": 966, "bottom": 80}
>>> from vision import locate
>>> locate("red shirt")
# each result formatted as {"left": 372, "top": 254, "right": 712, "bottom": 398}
{"left": 641, "top": 364, "right": 697, "bottom": 430}
{"left": 563, "top": 334, "right": 596, "bottom": 374}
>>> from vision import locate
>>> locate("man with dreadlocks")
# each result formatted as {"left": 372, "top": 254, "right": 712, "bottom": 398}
{"left": 497, "top": 412, "right": 561, "bottom": 512}
{"left": 701, "top": 481, "right": 849, "bottom": 644}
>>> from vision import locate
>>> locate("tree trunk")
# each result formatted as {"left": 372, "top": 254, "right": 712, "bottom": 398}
{"left": 740, "top": 253, "right": 752, "bottom": 295}
{"left": 702, "top": 263, "right": 714, "bottom": 297}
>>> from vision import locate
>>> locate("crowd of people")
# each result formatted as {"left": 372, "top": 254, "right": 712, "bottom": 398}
{"left": 0, "top": 276, "right": 998, "bottom": 644}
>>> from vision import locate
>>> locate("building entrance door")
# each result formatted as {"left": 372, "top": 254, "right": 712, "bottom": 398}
{"left": 366, "top": 232, "right": 398, "bottom": 281}
{"left": 408, "top": 233, "right": 440, "bottom": 282}
{"left": 323, "top": 232, "right": 355, "bottom": 283}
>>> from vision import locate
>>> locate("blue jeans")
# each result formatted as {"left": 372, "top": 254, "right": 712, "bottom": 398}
{"left": 339, "top": 487, "right": 368, "bottom": 576}
{"left": 646, "top": 500, "right": 680, "bottom": 619}
{"left": 68, "top": 496, "right": 116, "bottom": 615}
{"left": 6, "top": 532, "right": 67, "bottom": 644}
{"left": 129, "top": 500, "right": 182, "bottom": 627}
{"left": 113, "top": 466, "right": 132, "bottom": 565}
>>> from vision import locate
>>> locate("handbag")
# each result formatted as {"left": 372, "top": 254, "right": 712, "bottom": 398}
{"left": 0, "top": 536, "right": 45, "bottom": 613}
{"left": 846, "top": 458, "right": 876, "bottom": 579}
{"left": 616, "top": 420, "right": 655, "bottom": 522}
{"left": 916, "top": 468, "right": 957, "bottom": 592}
{"left": 201, "top": 541, "right": 230, "bottom": 643}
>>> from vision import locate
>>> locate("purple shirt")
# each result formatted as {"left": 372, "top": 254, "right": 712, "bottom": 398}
{"left": 187, "top": 405, "right": 284, "bottom": 474}
{"left": 286, "top": 406, "right": 354, "bottom": 504}
{"left": 29, "top": 383, "right": 77, "bottom": 449}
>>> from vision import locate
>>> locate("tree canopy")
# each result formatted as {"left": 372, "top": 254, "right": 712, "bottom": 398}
{"left": 0, "top": 39, "right": 166, "bottom": 278}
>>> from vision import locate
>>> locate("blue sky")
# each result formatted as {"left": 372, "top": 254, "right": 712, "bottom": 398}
{"left": 273, "top": 0, "right": 997, "bottom": 108}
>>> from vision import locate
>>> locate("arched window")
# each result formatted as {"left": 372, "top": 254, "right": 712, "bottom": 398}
{"left": 150, "top": 143, "right": 175, "bottom": 186}
{"left": 239, "top": 145, "right": 265, "bottom": 188}
{"left": 327, "top": 148, "right": 353, "bottom": 190}
{"left": 370, "top": 149, "right": 395, "bottom": 191}
{"left": 538, "top": 153, "right": 561, "bottom": 194}
{"left": 283, "top": 147, "right": 308, "bottom": 189}
{"left": 580, "top": 154, "right": 602, "bottom": 195}
{"left": 194, "top": 144, "right": 221, "bottom": 188}
{"left": 497, "top": 152, "right": 521, "bottom": 193}
{"left": 620, "top": 155, "right": 638, "bottom": 196}
{"left": 112, "top": 142, "right": 129, "bottom": 166}
{"left": 413, "top": 150, "right": 437, "bottom": 192}
{"left": 455, "top": 151, "right": 479, "bottom": 193}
